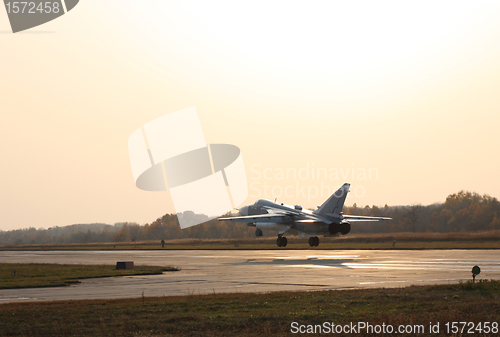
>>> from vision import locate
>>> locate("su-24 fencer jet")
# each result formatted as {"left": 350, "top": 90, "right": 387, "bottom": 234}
{"left": 218, "top": 183, "right": 391, "bottom": 247}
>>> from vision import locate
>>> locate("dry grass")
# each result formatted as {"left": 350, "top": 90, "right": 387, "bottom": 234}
{"left": 0, "top": 280, "right": 499, "bottom": 336}
{"left": 0, "top": 264, "right": 178, "bottom": 289}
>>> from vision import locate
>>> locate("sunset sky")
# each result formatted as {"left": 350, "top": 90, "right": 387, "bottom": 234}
{"left": 1, "top": 1, "right": 500, "bottom": 231}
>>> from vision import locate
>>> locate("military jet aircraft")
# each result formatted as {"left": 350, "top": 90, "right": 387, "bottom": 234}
{"left": 218, "top": 183, "right": 391, "bottom": 247}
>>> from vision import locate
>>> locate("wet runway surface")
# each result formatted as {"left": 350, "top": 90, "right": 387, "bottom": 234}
{"left": 1, "top": 250, "right": 499, "bottom": 303}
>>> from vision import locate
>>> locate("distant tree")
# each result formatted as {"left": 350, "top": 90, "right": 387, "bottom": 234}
{"left": 383, "top": 204, "right": 390, "bottom": 216}
{"left": 406, "top": 205, "right": 423, "bottom": 232}
{"left": 490, "top": 212, "right": 500, "bottom": 230}
{"left": 371, "top": 205, "right": 380, "bottom": 216}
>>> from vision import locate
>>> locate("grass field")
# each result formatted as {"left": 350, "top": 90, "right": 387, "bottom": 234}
{"left": 2, "top": 231, "right": 500, "bottom": 250}
{"left": 0, "top": 280, "right": 498, "bottom": 336}
{"left": 0, "top": 264, "right": 178, "bottom": 289}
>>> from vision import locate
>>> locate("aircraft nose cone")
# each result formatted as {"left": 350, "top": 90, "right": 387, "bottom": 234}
{"left": 239, "top": 206, "right": 249, "bottom": 216}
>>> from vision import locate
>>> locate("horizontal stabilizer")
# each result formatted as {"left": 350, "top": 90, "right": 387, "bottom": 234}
{"left": 343, "top": 215, "right": 392, "bottom": 222}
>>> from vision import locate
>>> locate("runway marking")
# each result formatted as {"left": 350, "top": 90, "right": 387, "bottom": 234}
{"left": 224, "top": 280, "right": 330, "bottom": 287}
{"left": 0, "top": 297, "right": 36, "bottom": 301}
{"left": 358, "top": 278, "right": 465, "bottom": 285}
{"left": 282, "top": 265, "right": 351, "bottom": 269}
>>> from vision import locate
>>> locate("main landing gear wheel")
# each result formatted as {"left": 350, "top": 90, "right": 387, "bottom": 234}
{"left": 277, "top": 235, "right": 288, "bottom": 247}
{"left": 308, "top": 236, "right": 319, "bottom": 247}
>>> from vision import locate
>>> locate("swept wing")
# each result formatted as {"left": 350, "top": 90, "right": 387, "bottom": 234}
{"left": 219, "top": 213, "right": 293, "bottom": 223}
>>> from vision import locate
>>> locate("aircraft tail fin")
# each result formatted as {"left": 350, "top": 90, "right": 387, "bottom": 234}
{"left": 313, "top": 183, "right": 350, "bottom": 216}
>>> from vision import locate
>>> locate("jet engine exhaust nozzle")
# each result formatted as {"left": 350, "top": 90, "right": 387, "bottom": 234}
{"left": 328, "top": 223, "right": 351, "bottom": 235}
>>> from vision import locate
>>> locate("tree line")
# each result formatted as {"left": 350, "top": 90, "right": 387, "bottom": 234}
{"left": 1, "top": 190, "right": 499, "bottom": 245}
{"left": 345, "top": 190, "right": 500, "bottom": 234}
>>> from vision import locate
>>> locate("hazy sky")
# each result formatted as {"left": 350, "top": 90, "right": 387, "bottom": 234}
{"left": 1, "top": 1, "right": 500, "bottom": 231}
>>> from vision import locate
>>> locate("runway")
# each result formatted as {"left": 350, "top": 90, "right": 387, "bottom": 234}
{"left": 1, "top": 250, "right": 499, "bottom": 303}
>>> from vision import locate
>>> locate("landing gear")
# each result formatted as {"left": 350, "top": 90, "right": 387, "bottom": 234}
{"left": 308, "top": 236, "right": 319, "bottom": 247}
{"left": 276, "top": 235, "right": 288, "bottom": 247}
